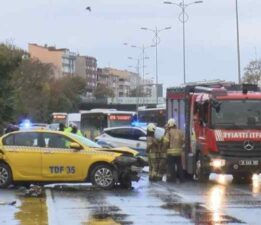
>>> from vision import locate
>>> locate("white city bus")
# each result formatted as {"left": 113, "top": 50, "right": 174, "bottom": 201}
{"left": 137, "top": 107, "right": 166, "bottom": 128}
{"left": 51, "top": 112, "right": 68, "bottom": 124}
{"left": 80, "top": 109, "right": 136, "bottom": 139}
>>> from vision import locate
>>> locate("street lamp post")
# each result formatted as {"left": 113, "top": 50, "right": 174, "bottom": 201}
{"left": 124, "top": 43, "right": 154, "bottom": 105}
{"left": 128, "top": 57, "right": 141, "bottom": 110}
{"left": 235, "top": 0, "right": 241, "bottom": 84}
{"left": 141, "top": 26, "right": 171, "bottom": 105}
{"left": 132, "top": 45, "right": 154, "bottom": 105}
{"left": 164, "top": 0, "right": 203, "bottom": 84}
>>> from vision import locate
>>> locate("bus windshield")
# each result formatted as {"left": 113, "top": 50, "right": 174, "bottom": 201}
{"left": 80, "top": 111, "right": 134, "bottom": 139}
{"left": 138, "top": 108, "right": 166, "bottom": 127}
{"left": 211, "top": 100, "right": 261, "bottom": 129}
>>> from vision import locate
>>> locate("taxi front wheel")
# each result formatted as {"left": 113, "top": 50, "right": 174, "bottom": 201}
{"left": 90, "top": 164, "right": 115, "bottom": 189}
{"left": 0, "top": 163, "right": 12, "bottom": 188}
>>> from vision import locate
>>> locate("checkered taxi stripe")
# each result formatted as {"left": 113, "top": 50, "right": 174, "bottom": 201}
{"left": 2, "top": 146, "right": 114, "bottom": 155}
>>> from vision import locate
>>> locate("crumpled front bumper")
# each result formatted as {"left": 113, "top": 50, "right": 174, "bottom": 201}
{"left": 113, "top": 156, "right": 146, "bottom": 182}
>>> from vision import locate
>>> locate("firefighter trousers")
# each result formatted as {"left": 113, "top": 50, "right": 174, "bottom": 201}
{"left": 166, "top": 155, "right": 184, "bottom": 182}
{"left": 149, "top": 156, "right": 166, "bottom": 181}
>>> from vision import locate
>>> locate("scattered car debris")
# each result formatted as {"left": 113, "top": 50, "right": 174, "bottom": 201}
{"left": 0, "top": 201, "right": 16, "bottom": 206}
{"left": 23, "top": 185, "right": 44, "bottom": 197}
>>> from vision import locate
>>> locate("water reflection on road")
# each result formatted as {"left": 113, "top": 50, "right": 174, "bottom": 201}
{"left": 208, "top": 184, "right": 226, "bottom": 224}
{"left": 15, "top": 196, "right": 48, "bottom": 225}
{"left": 2, "top": 174, "right": 261, "bottom": 225}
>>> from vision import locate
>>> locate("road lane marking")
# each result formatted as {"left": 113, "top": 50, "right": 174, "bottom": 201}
{"left": 46, "top": 189, "right": 59, "bottom": 225}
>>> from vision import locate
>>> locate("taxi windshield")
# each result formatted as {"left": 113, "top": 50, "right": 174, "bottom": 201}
{"left": 68, "top": 133, "right": 101, "bottom": 148}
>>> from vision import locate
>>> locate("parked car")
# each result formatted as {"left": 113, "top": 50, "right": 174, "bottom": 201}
{"left": 95, "top": 126, "right": 165, "bottom": 156}
{"left": 0, "top": 130, "right": 145, "bottom": 189}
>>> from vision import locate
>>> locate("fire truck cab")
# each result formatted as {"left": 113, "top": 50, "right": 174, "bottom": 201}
{"left": 166, "top": 81, "right": 261, "bottom": 182}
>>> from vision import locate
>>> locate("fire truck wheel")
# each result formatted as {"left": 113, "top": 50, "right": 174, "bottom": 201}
{"left": 195, "top": 153, "right": 209, "bottom": 182}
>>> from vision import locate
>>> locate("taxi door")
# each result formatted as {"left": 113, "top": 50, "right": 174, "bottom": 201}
{"left": 2, "top": 132, "right": 42, "bottom": 179}
{"left": 41, "top": 133, "right": 86, "bottom": 181}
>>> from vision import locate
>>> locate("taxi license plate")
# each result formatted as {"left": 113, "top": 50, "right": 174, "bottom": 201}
{"left": 238, "top": 160, "right": 259, "bottom": 166}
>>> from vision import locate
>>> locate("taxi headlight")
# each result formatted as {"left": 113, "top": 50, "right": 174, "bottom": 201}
{"left": 210, "top": 159, "right": 226, "bottom": 168}
{"left": 114, "top": 156, "right": 137, "bottom": 165}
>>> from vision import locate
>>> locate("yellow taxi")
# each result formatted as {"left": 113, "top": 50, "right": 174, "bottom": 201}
{"left": 0, "top": 130, "right": 146, "bottom": 189}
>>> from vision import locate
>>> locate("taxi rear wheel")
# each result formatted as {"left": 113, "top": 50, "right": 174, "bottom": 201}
{"left": 0, "top": 163, "right": 12, "bottom": 188}
{"left": 90, "top": 164, "right": 115, "bottom": 189}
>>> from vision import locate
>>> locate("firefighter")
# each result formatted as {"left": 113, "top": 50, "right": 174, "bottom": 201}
{"left": 158, "top": 125, "right": 169, "bottom": 180}
{"left": 146, "top": 123, "right": 160, "bottom": 181}
{"left": 165, "top": 118, "right": 185, "bottom": 182}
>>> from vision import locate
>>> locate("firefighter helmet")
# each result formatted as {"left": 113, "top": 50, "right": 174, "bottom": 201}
{"left": 147, "top": 123, "right": 156, "bottom": 132}
{"left": 167, "top": 118, "right": 176, "bottom": 128}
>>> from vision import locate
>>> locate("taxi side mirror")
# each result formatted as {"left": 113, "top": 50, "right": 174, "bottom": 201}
{"left": 70, "top": 142, "right": 82, "bottom": 150}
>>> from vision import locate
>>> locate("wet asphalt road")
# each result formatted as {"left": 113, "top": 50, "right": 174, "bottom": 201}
{"left": 1, "top": 173, "right": 261, "bottom": 225}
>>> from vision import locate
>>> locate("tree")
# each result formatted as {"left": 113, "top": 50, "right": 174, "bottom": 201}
{"left": 11, "top": 59, "right": 54, "bottom": 122}
{"left": 12, "top": 58, "right": 87, "bottom": 123}
{"left": 0, "top": 43, "right": 24, "bottom": 130}
{"left": 242, "top": 59, "right": 261, "bottom": 84}
{"left": 94, "top": 83, "right": 114, "bottom": 98}
{"left": 48, "top": 75, "right": 86, "bottom": 114}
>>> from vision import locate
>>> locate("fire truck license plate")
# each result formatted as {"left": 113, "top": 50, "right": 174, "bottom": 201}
{"left": 239, "top": 160, "right": 259, "bottom": 166}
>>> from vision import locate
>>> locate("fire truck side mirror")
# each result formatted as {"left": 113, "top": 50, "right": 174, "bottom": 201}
{"left": 211, "top": 100, "right": 221, "bottom": 113}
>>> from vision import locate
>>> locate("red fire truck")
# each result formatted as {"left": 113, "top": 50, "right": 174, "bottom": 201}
{"left": 166, "top": 81, "right": 261, "bottom": 182}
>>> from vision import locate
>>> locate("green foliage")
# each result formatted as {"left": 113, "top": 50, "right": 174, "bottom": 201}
{"left": 94, "top": 83, "right": 114, "bottom": 98}
{"left": 0, "top": 43, "right": 87, "bottom": 128}
{"left": 11, "top": 59, "right": 53, "bottom": 122}
{"left": 49, "top": 76, "right": 86, "bottom": 114}
{"left": 0, "top": 44, "right": 24, "bottom": 130}
{"left": 242, "top": 59, "right": 261, "bottom": 84}
{"left": 12, "top": 59, "right": 87, "bottom": 122}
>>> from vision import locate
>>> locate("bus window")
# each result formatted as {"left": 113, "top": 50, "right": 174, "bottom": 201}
{"left": 80, "top": 110, "right": 135, "bottom": 140}
{"left": 81, "top": 113, "right": 107, "bottom": 139}
{"left": 137, "top": 108, "right": 166, "bottom": 127}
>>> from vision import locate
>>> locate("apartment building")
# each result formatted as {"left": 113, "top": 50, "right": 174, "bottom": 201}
{"left": 28, "top": 43, "right": 76, "bottom": 78}
{"left": 97, "top": 67, "right": 155, "bottom": 98}
{"left": 75, "top": 55, "right": 97, "bottom": 97}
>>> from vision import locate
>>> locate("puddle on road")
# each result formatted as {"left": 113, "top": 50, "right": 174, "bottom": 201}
{"left": 162, "top": 202, "right": 244, "bottom": 224}
{"left": 15, "top": 197, "right": 48, "bottom": 225}
{"left": 49, "top": 188, "right": 133, "bottom": 225}
{"left": 157, "top": 183, "right": 245, "bottom": 224}
{"left": 83, "top": 206, "right": 132, "bottom": 225}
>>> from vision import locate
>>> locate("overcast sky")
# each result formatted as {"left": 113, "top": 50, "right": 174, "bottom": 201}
{"left": 1, "top": 0, "right": 261, "bottom": 89}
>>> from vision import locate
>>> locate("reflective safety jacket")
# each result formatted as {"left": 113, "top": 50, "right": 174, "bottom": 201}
{"left": 147, "top": 136, "right": 161, "bottom": 158}
{"left": 165, "top": 128, "right": 184, "bottom": 156}
{"left": 64, "top": 127, "right": 83, "bottom": 137}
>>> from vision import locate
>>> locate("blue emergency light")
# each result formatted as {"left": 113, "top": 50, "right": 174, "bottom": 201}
{"left": 19, "top": 119, "right": 32, "bottom": 129}
{"left": 131, "top": 121, "right": 148, "bottom": 128}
